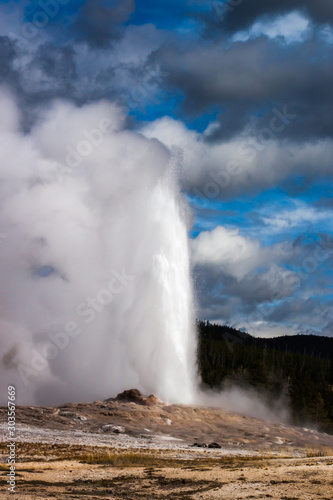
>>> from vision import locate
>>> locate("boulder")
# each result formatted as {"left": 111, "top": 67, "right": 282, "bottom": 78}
{"left": 208, "top": 442, "right": 221, "bottom": 449}
{"left": 105, "top": 389, "right": 162, "bottom": 406}
{"left": 101, "top": 424, "right": 125, "bottom": 434}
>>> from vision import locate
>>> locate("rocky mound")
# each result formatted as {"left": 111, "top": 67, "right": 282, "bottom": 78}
{"left": 106, "top": 388, "right": 162, "bottom": 406}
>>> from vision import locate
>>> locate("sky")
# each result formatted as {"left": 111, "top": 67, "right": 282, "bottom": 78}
{"left": 0, "top": 0, "right": 332, "bottom": 338}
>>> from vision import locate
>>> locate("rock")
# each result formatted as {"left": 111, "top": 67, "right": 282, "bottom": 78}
{"left": 208, "top": 442, "right": 221, "bottom": 449}
{"left": 59, "top": 411, "right": 87, "bottom": 421}
{"left": 145, "top": 394, "right": 161, "bottom": 405}
{"left": 75, "top": 415, "right": 87, "bottom": 421}
{"left": 115, "top": 389, "right": 143, "bottom": 403}
{"left": 59, "top": 411, "right": 76, "bottom": 418}
{"left": 106, "top": 389, "right": 162, "bottom": 406}
{"left": 192, "top": 442, "right": 221, "bottom": 449}
{"left": 101, "top": 424, "right": 112, "bottom": 433}
{"left": 102, "top": 424, "right": 125, "bottom": 434}
{"left": 111, "top": 425, "right": 125, "bottom": 434}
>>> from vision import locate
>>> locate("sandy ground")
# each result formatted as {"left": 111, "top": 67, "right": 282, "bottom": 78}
{"left": 1, "top": 448, "right": 332, "bottom": 499}
{"left": 1, "top": 396, "right": 333, "bottom": 498}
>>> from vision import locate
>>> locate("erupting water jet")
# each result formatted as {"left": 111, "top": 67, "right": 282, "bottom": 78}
{"left": 0, "top": 90, "right": 197, "bottom": 405}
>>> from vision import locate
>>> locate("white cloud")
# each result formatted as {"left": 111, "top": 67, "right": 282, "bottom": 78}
{"left": 259, "top": 200, "right": 332, "bottom": 233}
{"left": 191, "top": 226, "right": 261, "bottom": 280}
{"left": 319, "top": 25, "right": 333, "bottom": 44}
{"left": 235, "top": 320, "right": 300, "bottom": 338}
{"left": 142, "top": 116, "right": 333, "bottom": 198}
{"left": 232, "top": 12, "right": 311, "bottom": 44}
{"left": 191, "top": 226, "right": 296, "bottom": 281}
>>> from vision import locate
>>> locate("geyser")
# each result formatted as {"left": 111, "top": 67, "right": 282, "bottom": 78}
{"left": 0, "top": 89, "right": 197, "bottom": 405}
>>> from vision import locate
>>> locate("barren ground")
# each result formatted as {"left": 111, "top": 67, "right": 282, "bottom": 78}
{"left": 1, "top": 396, "right": 333, "bottom": 498}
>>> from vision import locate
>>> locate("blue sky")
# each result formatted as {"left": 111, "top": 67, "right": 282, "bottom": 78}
{"left": 0, "top": 0, "right": 332, "bottom": 337}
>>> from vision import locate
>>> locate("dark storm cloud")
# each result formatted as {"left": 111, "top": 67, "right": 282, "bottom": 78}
{"left": 191, "top": 226, "right": 299, "bottom": 322}
{"left": 72, "top": 0, "right": 135, "bottom": 47}
{"left": 152, "top": 36, "right": 333, "bottom": 141}
{"left": 0, "top": 31, "right": 136, "bottom": 126}
{"left": 315, "top": 197, "right": 333, "bottom": 210}
{"left": 190, "top": 225, "right": 333, "bottom": 334}
{"left": 0, "top": 38, "right": 82, "bottom": 128}
{"left": 0, "top": 36, "right": 19, "bottom": 83}
{"left": 204, "top": 0, "right": 333, "bottom": 34}
{"left": 194, "top": 264, "right": 296, "bottom": 313}
{"left": 193, "top": 264, "right": 297, "bottom": 330}
{"left": 322, "top": 318, "right": 333, "bottom": 337}
{"left": 267, "top": 296, "right": 333, "bottom": 331}
{"left": 193, "top": 256, "right": 332, "bottom": 335}
{"left": 32, "top": 43, "right": 77, "bottom": 83}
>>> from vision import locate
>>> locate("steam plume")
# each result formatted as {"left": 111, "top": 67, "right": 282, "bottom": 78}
{"left": 0, "top": 88, "right": 197, "bottom": 405}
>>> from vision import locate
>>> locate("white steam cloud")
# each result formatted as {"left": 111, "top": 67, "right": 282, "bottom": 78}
{"left": 0, "top": 88, "right": 197, "bottom": 405}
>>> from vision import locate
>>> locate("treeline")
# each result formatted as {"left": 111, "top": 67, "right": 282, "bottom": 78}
{"left": 197, "top": 321, "right": 333, "bottom": 433}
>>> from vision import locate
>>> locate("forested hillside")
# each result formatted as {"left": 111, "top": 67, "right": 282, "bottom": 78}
{"left": 198, "top": 321, "right": 333, "bottom": 433}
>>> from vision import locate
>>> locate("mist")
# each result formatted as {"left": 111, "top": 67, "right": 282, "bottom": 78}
{"left": 0, "top": 88, "right": 197, "bottom": 406}
{"left": 196, "top": 386, "right": 290, "bottom": 424}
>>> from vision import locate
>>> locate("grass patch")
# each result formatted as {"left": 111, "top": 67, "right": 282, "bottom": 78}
{"left": 305, "top": 446, "right": 333, "bottom": 458}
{"left": 80, "top": 450, "right": 293, "bottom": 470}
{"left": 81, "top": 451, "right": 163, "bottom": 467}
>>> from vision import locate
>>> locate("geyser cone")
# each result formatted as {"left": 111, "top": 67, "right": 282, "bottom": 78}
{"left": 0, "top": 91, "right": 197, "bottom": 405}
